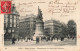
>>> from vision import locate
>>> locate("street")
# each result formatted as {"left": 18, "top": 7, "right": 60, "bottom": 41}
{"left": 4, "top": 38, "right": 76, "bottom": 46}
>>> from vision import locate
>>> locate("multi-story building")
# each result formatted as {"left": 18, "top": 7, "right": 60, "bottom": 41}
{"left": 4, "top": 4, "right": 20, "bottom": 40}
{"left": 19, "top": 14, "right": 36, "bottom": 39}
{"left": 19, "top": 7, "right": 44, "bottom": 40}
{"left": 44, "top": 20, "right": 62, "bottom": 37}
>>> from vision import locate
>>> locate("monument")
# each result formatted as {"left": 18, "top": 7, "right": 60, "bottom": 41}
{"left": 33, "top": 6, "right": 44, "bottom": 40}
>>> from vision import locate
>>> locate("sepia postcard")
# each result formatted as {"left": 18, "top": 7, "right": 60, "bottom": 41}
{"left": 0, "top": 0, "right": 80, "bottom": 51}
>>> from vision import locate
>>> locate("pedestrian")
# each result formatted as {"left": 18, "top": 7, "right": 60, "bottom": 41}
{"left": 51, "top": 37, "right": 53, "bottom": 41}
{"left": 36, "top": 36, "right": 39, "bottom": 44}
{"left": 12, "top": 37, "right": 16, "bottom": 44}
{"left": 61, "top": 37, "right": 64, "bottom": 41}
{"left": 72, "top": 36, "right": 74, "bottom": 40}
{"left": 57, "top": 37, "right": 58, "bottom": 41}
{"left": 46, "top": 37, "right": 48, "bottom": 41}
{"left": 31, "top": 37, "right": 33, "bottom": 41}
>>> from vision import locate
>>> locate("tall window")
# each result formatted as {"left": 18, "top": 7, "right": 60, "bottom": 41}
{"left": 14, "top": 23, "right": 16, "bottom": 27}
{"left": 14, "top": 16, "right": 16, "bottom": 27}
{"left": 16, "top": 16, "right": 19, "bottom": 27}
{"left": 5, "top": 15, "right": 8, "bottom": 28}
{"left": 10, "top": 15, "right": 12, "bottom": 27}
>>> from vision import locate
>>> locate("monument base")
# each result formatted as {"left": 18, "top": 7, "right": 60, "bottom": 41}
{"left": 33, "top": 30, "right": 44, "bottom": 41}
{"left": 33, "top": 36, "right": 36, "bottom": 41}
{"left": 33, "top": 34, "right": 43, "bottom": 41}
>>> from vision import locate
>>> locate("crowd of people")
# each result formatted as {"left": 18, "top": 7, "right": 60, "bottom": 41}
{"left": 11, "top": 36, "right": 75, "bottom": 44}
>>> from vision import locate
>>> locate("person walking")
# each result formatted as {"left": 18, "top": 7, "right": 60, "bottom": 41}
{"left": 36, "top": 36, "right": 39, "bottom": 44}
{"left": 12, "top": 37, "right": 16, "bottom": 44}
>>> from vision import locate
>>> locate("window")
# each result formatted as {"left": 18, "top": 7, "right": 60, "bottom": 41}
{"left": 17, "top": 19, "right": 19, "bottom": 25}
{"left": 8, "top": 29, "right": 11, "bottom": 33}
{"left": 12, "top": 29, "right": 14, "bottom": 32}
{"left": 10, "top": 23, "right": 12, "bottom": 27}
{"left": 14, "top": 16, "right": 16, "bottom": 19}
{"left": 4, "top": 15, "right": 6, "bottom": 23}
{"left": 14, "top": 16, "right": 16, "bottom": 27}
{"left": 10, "top": 19, "right": 12, "bottom": 27}
{"left": 10, "top": 18, "right": 12, "bottom": 22}
{"left": 10, "top": 15, "right": 12, "bottom": 19}
{"left": 14, "top": 19, "right": 16, "bottom": 23}
{"left": 14, "top": 23, "right": 16, "bottom": 27}
{"left": 5, "top": 15, "right": 8, "bottom": 27}
{"left": 10, "top": 15, "right": 12, "bottom": 27}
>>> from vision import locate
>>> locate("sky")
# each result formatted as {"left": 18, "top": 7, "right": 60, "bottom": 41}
{"left": 12, "top": 0, "right": 80, "bottom": 24}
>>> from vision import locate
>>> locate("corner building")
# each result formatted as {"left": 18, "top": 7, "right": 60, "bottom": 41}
{"left": 4, "top": 4, "right": 20, "bottom": 40}
{"left": 44, "top": 20, "right": 62, "bottom": 37}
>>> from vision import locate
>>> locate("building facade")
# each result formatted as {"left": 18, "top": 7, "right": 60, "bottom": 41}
{"left": 19, "top": 14, "right": 36, "bottom": 39}
{"left": 44, "top": 20, "right": 62, "bottom": 37}
{"left": 4, "top": 4, "right": 20, "bottom": 40}
{"left": 19, "top": 7, "right": 44, "bottom": 40}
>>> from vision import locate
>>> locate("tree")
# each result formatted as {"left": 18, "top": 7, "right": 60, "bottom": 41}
{"left": 67, "top": 20, "right": 76, "bottom": 38}
{"left": 61, "top": 23, "right": 68, "bottom": 38}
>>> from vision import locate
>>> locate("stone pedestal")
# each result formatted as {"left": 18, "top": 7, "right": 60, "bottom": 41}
{"left": 33, "top": 31, "right": 43, "bottom": 40}
{"left": 33, "top": 20, "right": 44, "bottom": 40}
